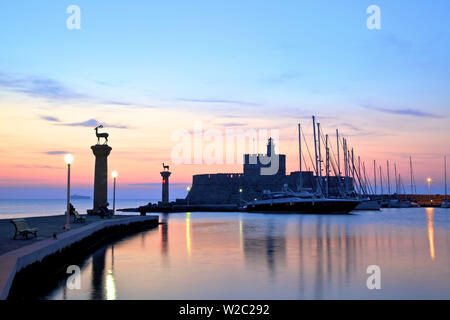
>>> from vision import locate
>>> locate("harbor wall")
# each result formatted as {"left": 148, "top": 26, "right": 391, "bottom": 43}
{"left": 187, "top": 171, "right": 356, "bottom": 204}
{"left": 0, "top": 216, "right": 159, "bottom": 300}
{"left": 377, "top": 194, "right": 448, "bottom": 206}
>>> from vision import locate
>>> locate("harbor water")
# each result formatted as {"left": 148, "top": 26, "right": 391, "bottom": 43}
{"left": 23, "top": 207, "right": 450, "bottom": 300}
{"left": 0, "top": 199, "right": 151, "bottom": 219}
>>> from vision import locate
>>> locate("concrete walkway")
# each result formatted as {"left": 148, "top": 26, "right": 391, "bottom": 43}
{"left": 0, "top": 214, "right": 159, "bottom": 299}
{"left": 0, "top": 215, "right": 138, "bottom": 255}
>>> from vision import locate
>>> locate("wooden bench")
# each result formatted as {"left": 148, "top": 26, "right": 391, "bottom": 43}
{"left": 65, "top": 209, "right": 86, "bottom": 223}
{"left": 73, "top": 210, "right": 86, "bottom": 223}
{"left": 11, "top": 219, "right": 38, "bottom": 240}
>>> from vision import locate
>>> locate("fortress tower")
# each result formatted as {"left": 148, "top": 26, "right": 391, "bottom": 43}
{"left": 243, "top": 137, "right": 286, "bottom": 177}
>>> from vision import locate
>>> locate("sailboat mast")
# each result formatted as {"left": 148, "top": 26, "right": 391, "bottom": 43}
{"left": 363, "top": 162, "right": 368, "bottom": 195}
{"left": 445, "top": 156, "right": 448, "bottom": 201}
{"left": 312, "top": 116, "right": 320, "bottom": 195}
{"left": 348, "top": 150, "right": 351, "bottom": 193}
{"left": 318, "top": 123, "right": 322, "bottom": 179}
{"left": 387, "top": 160, "right": 391, "bottom": 197}
{"left": 379, "top": 165, "right": 384, "bottom": 195}
{"left": 394, "top": 163, "right": 397, "bottom": 195}
{"left": 409, "top": 157, "right": 414, "bottom": 195}
{"left": 374, "top": 160, "right": 377, "bottom": 195}
{"left": 312, "top": 116, "right": 319, "bottom": 177}
{"left": 336, "top": 129, "right": 340, "bottom": 176}
{"left": 400, "top": 174, "right": 403, "bottom": 199}
{"left": 345, "top": 149, "right": 353, "bottom": 192}
{"left": 358, "top": 156, "right": 362, "bottom": 194}
{"left": 352, "top": 149, "right": 356, "bottom": 195}
{"left": 326, "top": 134, "right": 329, "bottom": 198}
{"left": 344, "top": 138, "right": 348, "bottom": 178}
{"left": 298, "top": 123, "right": 302, "bottom": 190}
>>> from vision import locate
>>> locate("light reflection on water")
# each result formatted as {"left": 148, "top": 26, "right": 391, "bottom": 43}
{"left": 43, "top": 208, "right": 450, "bottom": 300}
{"left": 426, "top": 208, "right": 436, "bottom": 261}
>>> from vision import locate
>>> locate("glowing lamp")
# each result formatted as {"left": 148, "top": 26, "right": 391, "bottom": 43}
{"left": 64, "top": 153, "right": 73, "bottom": 165}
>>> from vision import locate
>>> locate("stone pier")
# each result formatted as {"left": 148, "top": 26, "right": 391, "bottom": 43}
{"left": 90, "top": 144, "right": 112, "bottom": 214}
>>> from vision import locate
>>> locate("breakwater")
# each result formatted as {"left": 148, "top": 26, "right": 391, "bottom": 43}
{"left": 377, "top": 194, "right": 448, "bottom": 207}
{"left": 0, "top": 215, "right": 159, "bottom": 300}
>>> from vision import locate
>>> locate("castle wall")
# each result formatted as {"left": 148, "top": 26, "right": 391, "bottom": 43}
{"left": 187, "top": 171, "right": 353, "bottom": 205}
{"left": 185, "top": 137, "right": 355, "bottom": 205}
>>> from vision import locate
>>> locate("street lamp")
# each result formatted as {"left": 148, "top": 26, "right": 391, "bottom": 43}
{"left": 239, "top": 188, "right": 243, "bottom": 204}
{"left": 112, "top": 170, "right": 118, "bottom": 218}
{"left": 427, "top": 178, "right": 432, "bottom": 204}
{"left": 64, "top": 154, "right": 73, "bottom": 230}
{"left": 186, "top": 186, "right": 191, "bottom": 206}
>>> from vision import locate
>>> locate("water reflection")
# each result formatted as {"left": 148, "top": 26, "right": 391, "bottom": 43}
{"left": 242, "top": 218, "right": 286, "bottom": 279}
{"left": 239, "top": 216, "right": 243, "bottom": 249}
{"left": 43, "top": 209, "right": 450, "bottom": 300}
{"left": 186, "top": 212, "right": 192, "bottom": 256}
{"left": 161, "top": 214, "right": 169, "bottom": 255}
{"left": 91, "top": 246, "right": 106, "bottom": 300}
{"left": 106, "top": 244, "right": 117, "bottom": 300}
{"left": 426, "top": 208, "right": 436, "bottom": 261}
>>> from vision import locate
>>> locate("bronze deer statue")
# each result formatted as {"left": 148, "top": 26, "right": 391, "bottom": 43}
{"left": 95, "top": 125, "right": 109, "bottom": 144}
{"left": 162, "top": 163, "right": 170, "bottom": 171}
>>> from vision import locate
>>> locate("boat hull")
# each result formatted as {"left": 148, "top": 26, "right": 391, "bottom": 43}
{"left": 245, "top": 199, "right": 360, "bottom": 214}
{"left": 389, "top": 200, "right": 419, "bottom": 208}
{"left": 354, "top": 200, "right": 381, "bottom": 211}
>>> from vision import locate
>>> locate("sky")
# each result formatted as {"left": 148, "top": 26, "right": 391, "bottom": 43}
{"left": 0, "top": 0, "right": 449, "bottom": 199}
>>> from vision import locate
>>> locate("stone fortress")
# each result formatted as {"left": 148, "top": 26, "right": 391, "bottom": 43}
{"left": 186, "top": 138, "right": 355, "bottom": 205}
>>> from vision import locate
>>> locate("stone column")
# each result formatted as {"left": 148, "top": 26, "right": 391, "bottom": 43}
{"left": 160, "top": 171, "right": 171, "bottom": 205}
{"left": 90, "top": 144, "right": 112, "bottom": 214}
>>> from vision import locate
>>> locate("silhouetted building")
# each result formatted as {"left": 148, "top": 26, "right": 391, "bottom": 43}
{"left": 186, "top": 137, "right": 355, "bottom": 204}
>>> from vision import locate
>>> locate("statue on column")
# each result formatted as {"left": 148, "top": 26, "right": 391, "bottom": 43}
{"left": 95, "top": 125, "right": 109, "bottom": 145}
{"left": 88, "top": 125, "right": 112, "bottom": 215}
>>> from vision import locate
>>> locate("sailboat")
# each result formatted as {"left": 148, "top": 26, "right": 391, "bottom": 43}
{"left": 353, "top": 160, "right": 381, "bottom": 210}
{"left": 389, "top": 173, "right": 419, "bottom": 208}
{"left": 442, "top": 156, "right": 449, "bottom": 208}
{"left": 244, "top": 185, "right": 360, "bottom": 214}
{"left": 245, "top": 117, "right": 361, "bottom": 214}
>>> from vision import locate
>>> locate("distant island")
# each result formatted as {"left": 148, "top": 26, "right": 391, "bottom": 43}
{"left": 71, "top": 194, "right": 91, "bottom": 200}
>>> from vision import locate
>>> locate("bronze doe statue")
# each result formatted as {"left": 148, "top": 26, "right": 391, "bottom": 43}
{"left": 95, "top": 125, "right": 109, "bottom": 145}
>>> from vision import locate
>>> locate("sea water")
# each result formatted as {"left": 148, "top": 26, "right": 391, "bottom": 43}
{"left": 32, "top": 207, "right": 450, "bottom": 300}
{"left": 0, "top": 199, "right": 153, "bottom": 219}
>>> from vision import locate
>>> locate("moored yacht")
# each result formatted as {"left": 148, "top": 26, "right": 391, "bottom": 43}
{"left": 244, "top": 188, "right": 360, "bottom": 214}
{"left": 353, "top": 198, "right": 381, "bottom": 211}
{"left": 388, "top": 199, "right": 419, "bottom": 208}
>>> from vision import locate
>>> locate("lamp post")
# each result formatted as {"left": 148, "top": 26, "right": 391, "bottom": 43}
{"left": 112, "top": 171, "right": 118, "bottom": 218}
{"left": 64, "top": 154, "right": 73, "bottom": 230}
{"left": 239, "top": 188, "right": 243, "bottom": 204}
{"left": 427, "top": 178, "right": 432, "bottom": 204}
{"left": 186, "top": 186, "right": 191, "bottom": 206}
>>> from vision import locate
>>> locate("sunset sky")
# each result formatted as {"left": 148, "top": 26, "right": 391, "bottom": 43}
{"left": 0, "top": 0, "right": 449, "bottom": 199}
